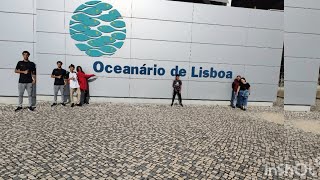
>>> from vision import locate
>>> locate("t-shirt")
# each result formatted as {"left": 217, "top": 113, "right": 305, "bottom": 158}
{"left": 240, "top": 82, "right": 250, "bottom": 91}
{"left": 173, "top": 80, "right": 182, "bottom": 92}
{"left": 15, "top": 60, "right": 36, "bottom": 83}
{"left": 52, "top": 68, "right": 67, "bottom": 85}
{"left": 69, "top": 72, "right": 80, "bottom": 88}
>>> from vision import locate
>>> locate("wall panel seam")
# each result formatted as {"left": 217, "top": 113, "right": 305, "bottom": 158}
{"left": 35, "top": 53, "right": 281, "bottom": 67}
{"left": 284, "top": 56, "right": 320, "bottom": 60}
{"left": 285, "top": 31, "right": 320, "bottom": 36}
{"left": 38, "top": 9, "right": 283, "bottom": 31}
{"left": 0, "top": 40, "right": 35, "bottom": 43}
{"left": 36, "top": 31, "right": 283, "bottom": 49}
{"left": 285, "top": 6, "right": 320, "bottom": 11}
{"left": 129, "top": 0, "right": 133, "bottom": 98}
{"left": 0, "top": 11, "right": 35, "bottom": 15}
{"left": 284, "top": 80, "right": 319, "bottom": 83}
{"left": 35, "top": 74, "right": 279, "bottom": 85}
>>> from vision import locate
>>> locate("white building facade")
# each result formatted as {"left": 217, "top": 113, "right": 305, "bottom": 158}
{"left": 0, "top": 0, "right": 283, "bottom": 105}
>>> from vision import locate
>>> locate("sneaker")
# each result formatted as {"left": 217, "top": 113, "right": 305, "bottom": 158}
{"left": 61, "top": 103, "right": 66, "bottom": 106}
{"left": 171, "top": 103, "right": 173, "bottom": 106}
{"left": 71, "top": 103, "right": 75, "bottom": 107}
{"left": 28, "top": 107, "right": 35, "bottom": 112}
{"left": 76, "top": 103, "right": 82, "bottom": 107}
{"left": 231, "top": 106, "right": 235, "bottom": 108}
{"left": 15, "top": 106, "right": 23, "bottom": 112}
{"left": 180, "top": 104, "right": 183, "bottom": 107}
{"left": 51, "top": 103, "right": 57, "bottom": 107}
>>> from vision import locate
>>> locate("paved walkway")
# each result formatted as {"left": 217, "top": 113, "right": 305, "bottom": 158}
{"left": 0, "top": 102, "right": 319, "bottom": 179}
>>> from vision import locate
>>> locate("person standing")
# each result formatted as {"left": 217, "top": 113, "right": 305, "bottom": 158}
{"left": 237, "top": 78, "right": 251, "bottom": 111}
{"left": 76, "top": 66, "right": 95, "bottom": 106}
{"left": 68, "top": 64, "right": 81, "bottom": 107}
{"left": 14, "top": 51, "right": 36, "bottom": 112}
{"left": 171, "top": 75, "right": 183, "bottom": 107}
{"left": 231, "top": 75, "right": 241, "bottom": 108}
{"left": 51, "top": 61, "right": 67, "bottom": 107}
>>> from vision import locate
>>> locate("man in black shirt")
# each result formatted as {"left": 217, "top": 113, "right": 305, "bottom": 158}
{"left": 51, "top": 61, "right": 67, "bottom": 106}
{"left": 171, "top": 75, "right": 183, "bottom": 107}
{"left": 15, "top": 51, "right": 36, "bottom": 112}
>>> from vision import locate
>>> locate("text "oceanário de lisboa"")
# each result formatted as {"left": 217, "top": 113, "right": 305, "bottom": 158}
{"left": 93, "top": 61, "right": 233, "bottom": 79}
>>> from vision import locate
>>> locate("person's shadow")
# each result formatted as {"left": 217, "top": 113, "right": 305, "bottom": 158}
{"left": 86, "top": 77, "right": 98, "bottom": 103}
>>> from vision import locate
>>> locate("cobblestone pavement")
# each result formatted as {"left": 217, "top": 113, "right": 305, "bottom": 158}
{"left": 0, "top": 102, "right": 319, "bottom": 179}
{"left": 284, "top": 98, "right": 320, "bottom": 180}
{"left": 311, "top": 99, "right": 320, "bottom": 112}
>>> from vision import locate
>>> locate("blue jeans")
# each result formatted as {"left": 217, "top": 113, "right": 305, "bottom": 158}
{"left": 230, "top": 91, "right": 238, "bottom": 107}
{"left": 239, "top": 90, "right": 249, "bottom": 108}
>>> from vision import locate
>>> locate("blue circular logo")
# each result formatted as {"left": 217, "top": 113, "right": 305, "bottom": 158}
{"left": 69, "top": 1, "right": 126, "bottom": 57}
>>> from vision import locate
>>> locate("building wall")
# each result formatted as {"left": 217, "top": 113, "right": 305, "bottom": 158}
{"left": 0, "top": 0, "right": 283, "bottom": 102}
{"left": 0, "top": 0, "right": 36, "bottom": 96}
{"left": 284, "top": 0, "right": 320, "bottom": 106}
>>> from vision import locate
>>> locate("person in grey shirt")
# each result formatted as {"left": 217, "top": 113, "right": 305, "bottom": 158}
{"left": 51, "top": 61, "right": 67, "bottom": 107}
{"left": 15, "top": 51, "right": 36, "bottom": 112}
{"left": 171, "top": 74, "right": 183, "bottom": 107}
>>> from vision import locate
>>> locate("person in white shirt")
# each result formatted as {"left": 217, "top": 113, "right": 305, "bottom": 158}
{"left": 68, "top": 64, "right": 81, "bottom": 107}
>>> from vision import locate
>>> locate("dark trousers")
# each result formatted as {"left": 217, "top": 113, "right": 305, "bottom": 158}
{"left": 80, "top": 90, "right": 86, "bottom": 105}
{"left": 84, "top": 82, "right": 90, "bottom": 104}
{"left": 80, "top": 90, "right": 90, "bottom": 104}
{"left": 84, "top": 90, "right": 90, "bottom": 104}
{"left": 172, "top": 91, "right": 182, "bottom": 104}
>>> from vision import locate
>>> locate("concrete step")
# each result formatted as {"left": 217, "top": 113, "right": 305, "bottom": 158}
{"left": 278, "top": 86, "right": 320, "bottom": 99}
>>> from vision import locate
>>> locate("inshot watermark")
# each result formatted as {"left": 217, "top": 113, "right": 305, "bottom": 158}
{"left": 264, "top": 157, "right": 320, "bottom": 177}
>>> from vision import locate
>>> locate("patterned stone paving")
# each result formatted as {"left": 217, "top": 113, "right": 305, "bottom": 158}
{"left": 0, "top": 101, "right": 319, "bottom": 179}
{"left": 284, "top": 100, "right": 320, "bottom": 180}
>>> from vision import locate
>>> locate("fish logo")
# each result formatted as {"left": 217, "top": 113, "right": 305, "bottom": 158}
{"left": 70, "top": 1, "right": 126, "bottom": 57}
